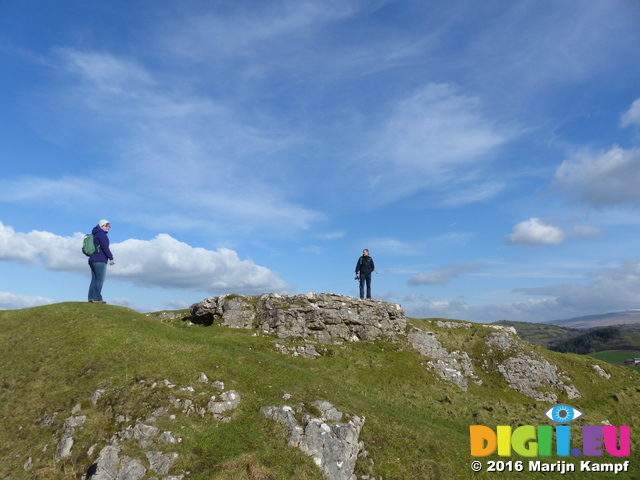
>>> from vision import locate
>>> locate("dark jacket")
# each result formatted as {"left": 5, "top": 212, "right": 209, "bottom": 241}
{"left": 355, "top": 255, "right": 375, "bottom": 275}
{"left": 88, "top": 225, "right": 114, "bottom": 263}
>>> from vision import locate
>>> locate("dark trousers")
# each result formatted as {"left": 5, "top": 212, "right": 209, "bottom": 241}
{"left": 359, "top": 273, "right": 372, "bottom": 299}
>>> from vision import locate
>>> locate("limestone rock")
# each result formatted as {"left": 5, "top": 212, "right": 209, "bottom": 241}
{"left": 261, "top": 401, "right": 364, "bottom": 480}
{"left": 208, "top": 390, "right": 241, "bottom": 420}
{"left": 90, "top": 445, "right": 146, "bottom": 480}
{"left": 407, "top": 328, "right": 481, "bottom": 391}
{"left": 486, "top": 331, "right": 581, "bottom": 402}
{"left": 145, "top": 451, "right": 179, "bottom": 475}
{"left": 117, "top": 421, "right": 161, "bottom": 448}
{"left": 190, "top": 292, "right": 406, "bottom": 344}
{"left": 54, "top": 415, "right": 86, "bottom": 461}
{"left": 591, "top": 363, "right": 611, "bottom": 379}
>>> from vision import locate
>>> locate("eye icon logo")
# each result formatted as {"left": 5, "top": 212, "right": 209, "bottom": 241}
{"left": 545, "top": 404, "right": 583, "bottom": 423}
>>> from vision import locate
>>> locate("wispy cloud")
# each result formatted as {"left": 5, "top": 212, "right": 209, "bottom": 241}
{"left": 464, "top": 1, "right": 640, "bottom": 93}
{"left": 407, "top": 264, "right": 477, "bottom": 286}
{"left": 620, "top": 97, "right": 640, "bottom": 128}
{"left": 0, "top": 176, "right": 101, "bottom": 204}
{"left": 366, "top": 83, "right": 511, "bottom": 205}
{"left": 405, "top": 259, "right": 640, "bottom": 323}
{"left": 367, "top": 238, "right": 424, "bottom": 256}
{"left": 515, "top": 259, "right": 640, "bottom": 313}
{"left": 16, "top": 46, "right": 325, "bottom": 237}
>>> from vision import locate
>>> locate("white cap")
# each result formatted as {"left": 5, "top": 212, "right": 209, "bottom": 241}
{"left": 98, "top": 219, "right": 110, "bottom": 227}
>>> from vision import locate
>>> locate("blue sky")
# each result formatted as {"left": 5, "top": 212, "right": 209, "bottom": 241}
{"left": 2, "top": 0, "right": 640, "bottom": 323}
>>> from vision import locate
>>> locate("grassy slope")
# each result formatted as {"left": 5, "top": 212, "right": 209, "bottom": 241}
{"left": 0, "top": 304, "right": 638, "bottom": 479}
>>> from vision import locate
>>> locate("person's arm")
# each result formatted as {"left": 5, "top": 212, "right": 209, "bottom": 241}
{"left": 99, "top": 233, "right": 114, "bottom": 261}
{"left": 355, "top": 257, "right": 361, "bottom": 275}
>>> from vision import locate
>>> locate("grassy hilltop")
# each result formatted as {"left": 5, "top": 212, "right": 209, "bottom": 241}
{"left": 0, "top": 302, "right": 638, "bottom": 479}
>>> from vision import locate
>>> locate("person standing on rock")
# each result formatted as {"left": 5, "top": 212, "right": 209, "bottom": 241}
{"left": 88, "top": 219, "right": 115, "bottom": 304}
{"left": 355, "top": 249, "right": 375, "bottom": 299}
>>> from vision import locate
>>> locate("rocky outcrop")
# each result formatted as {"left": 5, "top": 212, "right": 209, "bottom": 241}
{"left": 39, "top": 373, "right": 240, "bottom": 480}
{"left": 261, "top": 401, "right": 365, "bottom": 480}
{"left": 90, "top": 445, "right": 147, "bottom": 480}
{"left": 54, "top": 414, "right": 86, "bottom": 461}
{"left": 190, "top": 292, "right": 406, "bottom": 344}
{"left": 485, "top": 331, "right": 581, "bottom": 403}
{"left": 592, "top": 363, "right": 612, "bottom": 379}
{"left": 189, "top": 293, "right": 584, "bottom": 403}
{"left": 407, "top": 328, "right": 482, "bottom": 391}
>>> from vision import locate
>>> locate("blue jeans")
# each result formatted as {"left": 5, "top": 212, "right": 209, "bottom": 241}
{"left": 88, "top": 261, "right": 107, "bottom": 301}
{"left": 359, "top": 273, "right": 372, "bottom": 299}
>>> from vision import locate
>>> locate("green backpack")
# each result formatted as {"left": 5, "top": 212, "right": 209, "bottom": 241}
{"left": 82, "top": 234, "right": 100, "bottom": 256}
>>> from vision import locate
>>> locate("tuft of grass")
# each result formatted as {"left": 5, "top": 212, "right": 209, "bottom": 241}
{"left": 1, "top": 303, "right": 638, "bottom": 479}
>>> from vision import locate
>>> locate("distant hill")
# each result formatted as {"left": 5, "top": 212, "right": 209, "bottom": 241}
{"left": 492, "top": 320, "right": 580, "bottom": 348}
{"left": 494, "top": 317, "right": 640, "bottom": 356}
{"left": 547, "top": 310, "right": 640, "bottom": 329}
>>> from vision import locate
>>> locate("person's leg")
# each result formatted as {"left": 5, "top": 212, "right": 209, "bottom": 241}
{"left": 359, "top": 275, "right": 365, "bottom": 299}
{"left": 88, "top": 262, "right": 107, "bottom": 302}
{"left": 88, "top": 264, "right": 97, "bottom": 301}
{"left": 365, "top": 274, "right": 372, "bottom": 298}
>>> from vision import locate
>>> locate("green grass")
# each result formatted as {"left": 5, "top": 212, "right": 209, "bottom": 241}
{"left": 590, "top": 350, "right": 640, "bottom": 372}
{"left": 591, "top": 349, "right": 640, "bottom": 362}
{"left": 1, "top": 304, "right": 639, "bottom": 479}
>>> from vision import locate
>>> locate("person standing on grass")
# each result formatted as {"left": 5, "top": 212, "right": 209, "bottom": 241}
{"left": 355, "top": 248, "right": 375, "bottom": 299}
{"left": 88, "top": 219, "right": 115, "bottom": 304}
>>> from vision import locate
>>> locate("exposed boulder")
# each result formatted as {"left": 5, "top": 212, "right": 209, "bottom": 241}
{"left": 486, "top": 331, "right": 581, "bottom": 403}
{"left": 591, "top": 363, "right": 612, "bottom": 379}
{"left": 54, "top": 414, "right": 86, "bottom": 461}
{"left": 145, "top": 451, "right": 179, "bottom": 475}
{"left": 261, "top": 401, "right": 365, "bottom": 480}
{"left": 89, "top": 445, "right": 146, "bottom": 480}
{"left": 275, "top": 342, "right": 321, "bottom": 358}
{"left": 208, "top": 390, "right": 242, "bottom": 421}
{"left": 407, "top": 327, "right": 482, "bottom": 391}
{"left": 190, "top": 292, "right": 406, "bottom": 344}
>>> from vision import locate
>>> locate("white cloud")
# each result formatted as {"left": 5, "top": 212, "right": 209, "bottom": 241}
{"left": 0, "top": 222, "right": 288, "bottom": 294}
{"left": 552, "top": 146, "right": 640, "bottom": 207}
{"left": 620, "top": 98, "right": 640, "bottom": 128}
{"left": 506, "top": 218, "right": 600, "bottom": 247}
{"left": 0, "top": 291, "right": 54, "bottom": 310}
{"left": 506, "top": 218, "right": 566, "bottom": 246}
{"left": 408, "top": 264, "right": 477, "bottom": 286}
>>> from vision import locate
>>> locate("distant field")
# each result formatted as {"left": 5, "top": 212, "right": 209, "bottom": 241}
{"left": 590, "top": 349, "right": 640, "bottom": 371}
